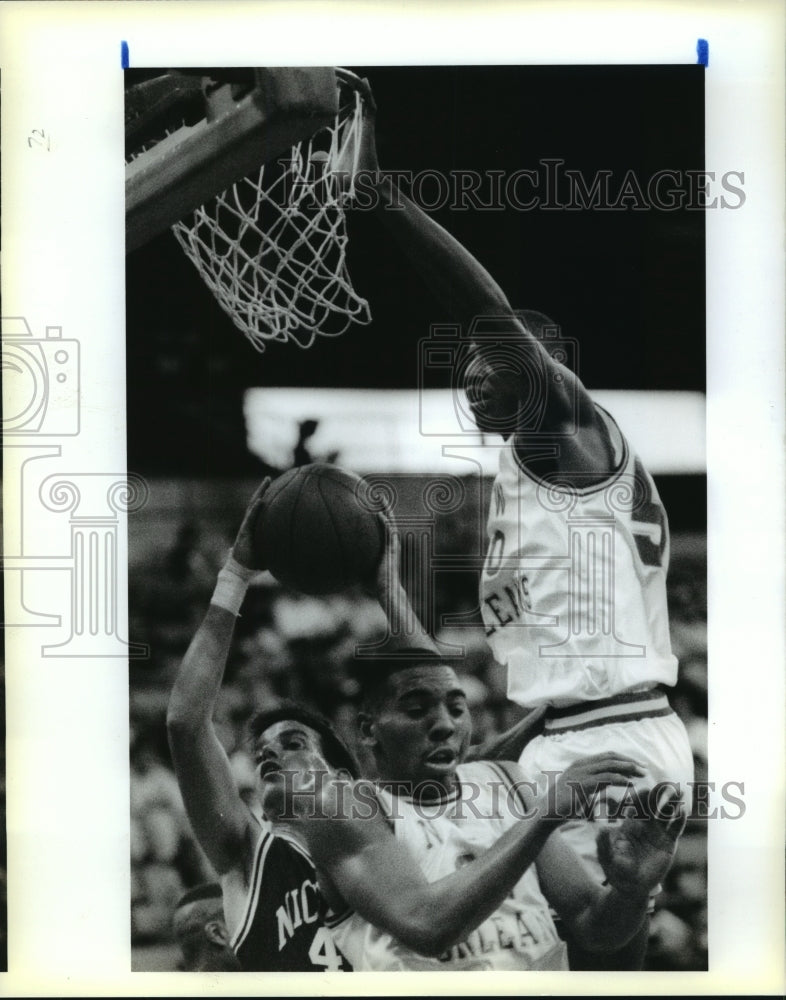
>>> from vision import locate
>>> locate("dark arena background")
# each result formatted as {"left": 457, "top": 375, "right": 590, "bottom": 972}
{"left": 125, "top": 65, "right": 707, "bottom": 971}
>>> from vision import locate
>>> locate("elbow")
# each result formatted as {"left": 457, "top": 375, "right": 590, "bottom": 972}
{"left": 166, "top": 701, "right": 204, "bottom": 742}
{"left": 165, "top": 699, "right": 186, "bottom": 734}
{"left": 395, "top": 911, "right": 456, "bottom": 958}
{"left": 401, "top": 929, "right": 449, "bottom": 959}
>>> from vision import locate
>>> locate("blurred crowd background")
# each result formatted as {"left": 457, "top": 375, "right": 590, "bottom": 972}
{"left": 128, "top": 474, "right": 708, "bottom": 972}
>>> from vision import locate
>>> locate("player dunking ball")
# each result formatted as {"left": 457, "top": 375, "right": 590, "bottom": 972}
{"left": 345, "top": 84, "right": 695, "bottom": 970}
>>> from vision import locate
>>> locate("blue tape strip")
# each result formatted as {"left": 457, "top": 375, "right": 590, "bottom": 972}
{"left": 696, "top": 38, "right": 708, "bottom": 67}
{"left": 121, "top": 40, "right": 130, "bottom": 69}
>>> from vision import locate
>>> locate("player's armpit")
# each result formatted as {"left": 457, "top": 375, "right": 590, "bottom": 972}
{"left": 511, "top": 371, "right": 617, "bottom": 478}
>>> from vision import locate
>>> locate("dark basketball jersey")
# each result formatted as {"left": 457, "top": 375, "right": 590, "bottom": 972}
{"left": 226, "top": 827, "right": 352, "bottom": 972}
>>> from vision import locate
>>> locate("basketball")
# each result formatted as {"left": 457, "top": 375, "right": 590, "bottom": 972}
{"left": 254, "top": 463, "right": 386, "bottom": 595}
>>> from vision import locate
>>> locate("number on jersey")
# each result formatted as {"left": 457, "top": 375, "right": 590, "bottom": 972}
{"left": 308, "top": 926, "right": 344, "bottom": 970}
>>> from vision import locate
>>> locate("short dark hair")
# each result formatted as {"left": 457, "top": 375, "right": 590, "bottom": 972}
{"left": 173, "top": 882, "right": 226, "bottom": 968}
{"left": 176, "top": 882, "right": 222, "bottom": 910}
{"left": 353, "top": 648, "right": 452, "bottom": 715}
{"left": 247, "top": 701, "right": 360, "bottom": 779}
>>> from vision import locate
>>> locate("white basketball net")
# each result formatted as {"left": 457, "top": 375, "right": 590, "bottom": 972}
{"left": 172, "top": 86, "right": 371, "bottom": 351}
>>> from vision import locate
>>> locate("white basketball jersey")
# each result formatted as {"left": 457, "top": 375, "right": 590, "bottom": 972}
{"left": 327, "top": 761, "right": 568, "bottom": 971}
{"left": 480, "top": 407, "right": 678, "bottom": 708}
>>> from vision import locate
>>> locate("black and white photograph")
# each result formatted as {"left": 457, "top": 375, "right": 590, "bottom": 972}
{"left": 126, "top": 62, "right": 710, "bottom": 975}
{"left": 2, "top": 2, "right": 784, "bottom": 996}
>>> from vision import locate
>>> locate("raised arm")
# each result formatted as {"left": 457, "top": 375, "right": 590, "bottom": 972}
{"left": 345, "top": 88, "right": 612, "bottom": 471}
{"left": 166, "top": 481, "right": 270, "bottom": 875}
{"left": 364, "top": 508, "right": 441, "bottom": 654}
{"left": 297, "top": 752, "right": 644, "bottom": 957}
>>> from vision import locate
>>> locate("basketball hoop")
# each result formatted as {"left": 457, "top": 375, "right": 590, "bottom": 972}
{"left": 170, "top": 69, "right": 371, "bottom": 351}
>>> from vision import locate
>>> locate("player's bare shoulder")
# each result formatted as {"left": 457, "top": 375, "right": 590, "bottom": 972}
{"left": 287, "top": 774, "right": 388, "bottom": 848}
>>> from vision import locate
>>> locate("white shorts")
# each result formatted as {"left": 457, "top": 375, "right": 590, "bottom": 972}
{"left": 519, "top": 706, "right": 694, "bottom": 884}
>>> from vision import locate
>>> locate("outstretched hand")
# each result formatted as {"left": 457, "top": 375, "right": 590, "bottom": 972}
{"left": 363, "top": 510, "right": 401, "bottom": 600}
{"left": 334, "top": 76, "right": 380, "bottom": 194}
{"left": 548, "top": 752, "right": 647, "bottom": 821}
{"left": 230, "top": 478, "right": 271, "bottom": 572}
{"left": 355, "top": 80, "right": 380, "bottom": 179}
{"left": 597, "top": 788, "right": 687, "bottom": 898}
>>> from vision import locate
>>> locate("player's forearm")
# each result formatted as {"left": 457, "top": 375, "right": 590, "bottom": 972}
{"left": 370, "top": 174, "right": 513, "bottom": 325}
{"left": 567, "top": 885, "right": 650, "bottom": 953}
{"left": 167, "top": 556, "right": 255, "bottom": 731}
{"left": 309, "top": 792, "right": 559, "bottom": 957}
{"left": 377, "top": 578, "right": 435, "bottom": 650}
{"left": 404, "top": 814, "right": 558, "bottom": 954}
{"left": 167, "top": 604, "right": 238, "bottom": 733}
{"left": 166, "top": 601, "right": 255, "bottom": 875}
{"left": 465, "top": 707, "right": 546, "bottom": 763}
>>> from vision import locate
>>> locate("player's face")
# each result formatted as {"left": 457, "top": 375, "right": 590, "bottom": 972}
{"left": 463, "top": 352, "right": 522, "bottom": 437}
{"left": 367, "top": 665, "right": 472, "bottom": 798}
{"left": 253, "top": 721, "right": 333, "bottom": 819}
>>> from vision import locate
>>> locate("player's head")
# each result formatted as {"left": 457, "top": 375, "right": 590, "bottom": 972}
{"left": 462, "top": 348, "right": 524, "bottom": 438}
{"left": 462, "top": 310, "right": 559, "bottom": 437}
{"left": 248, "top": 702, "right": 359, "bottom": 819}
{"left": 173, "top": 883, "right": 240, "bottom": 972}
{"left": 356, "top": 652, "right": 472, "bottom": 799}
